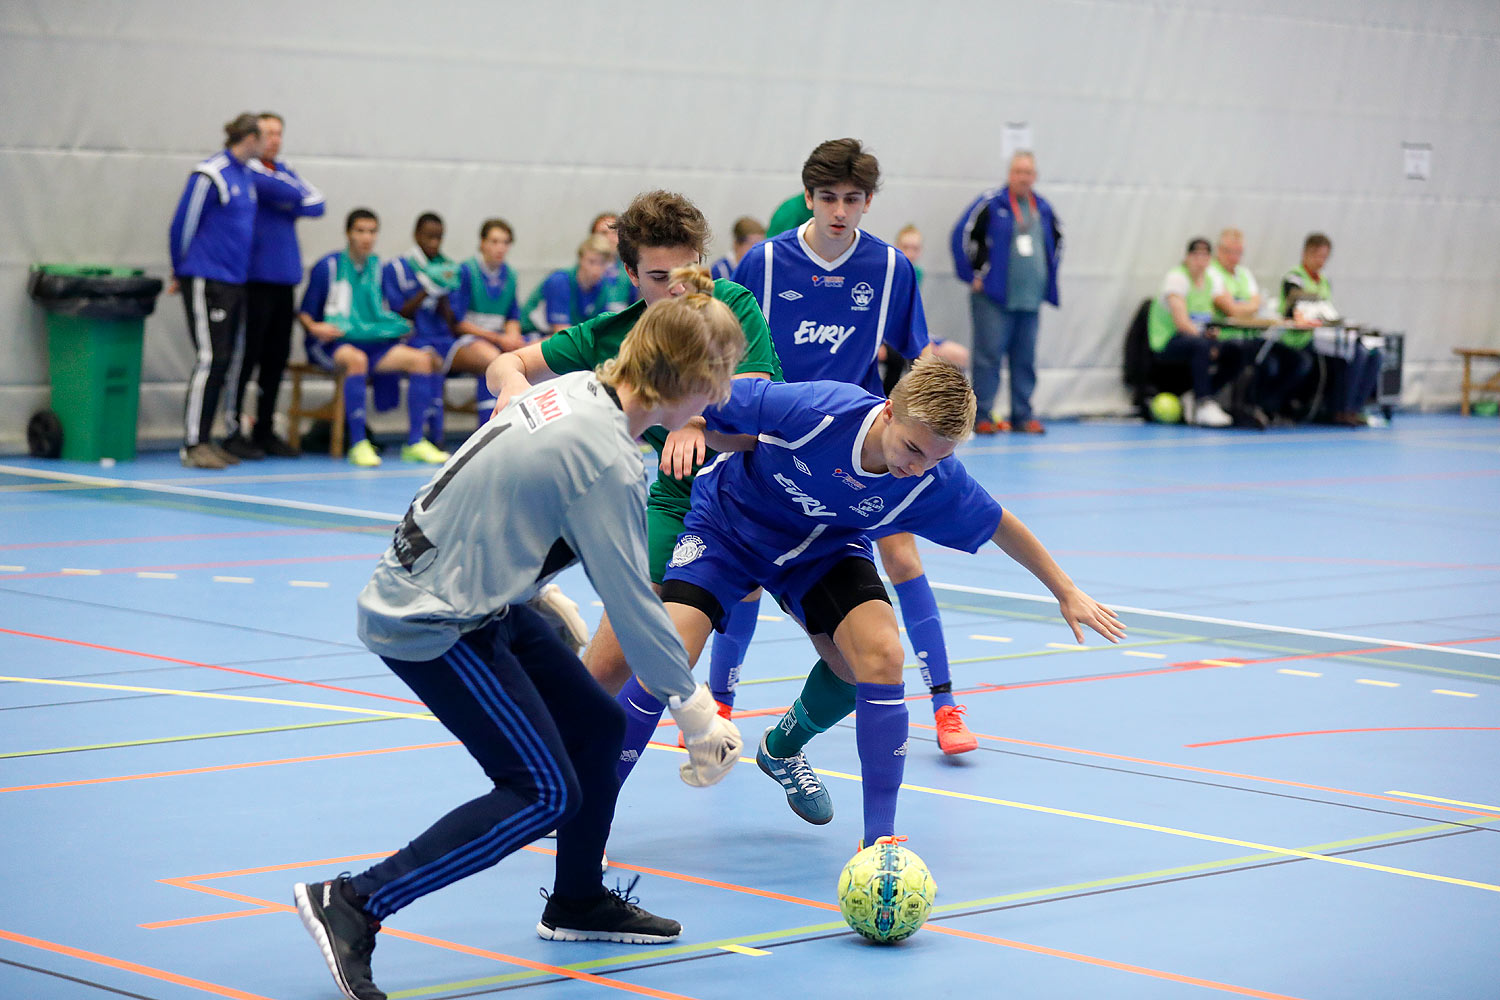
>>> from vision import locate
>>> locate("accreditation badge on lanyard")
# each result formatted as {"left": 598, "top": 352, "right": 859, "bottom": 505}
{"left": 1011, "top": 190, "right": 1038, "bottom": 257}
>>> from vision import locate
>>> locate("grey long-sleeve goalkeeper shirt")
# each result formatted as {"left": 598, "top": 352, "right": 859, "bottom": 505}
{"left": 356, "top": 371, "right": 695, "bottom": 702}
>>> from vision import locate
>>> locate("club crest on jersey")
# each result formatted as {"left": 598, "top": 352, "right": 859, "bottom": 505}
{"left": 793, "top": 319, "right": 856, "bottom": 354}
{"left": 773, "top": 473, "right": 834, "bottom": 517}
{"left": 794, "top": 456, "right": 811, "bottom": 476}
{"left": 777, "top": 289, "right": 804, "bottom": 301}
{"left": 669, "top": 534, "right": 707, "bottom": 567}
{"left": 810, "top": 274, "right": 846, "bottom": 288}
{"left": 850, "top": 496, "right": 885, "bottom": 517}
{"left": 832, "top": 467, "right": 865, "bottom": 490}
{"left": 851, "top": 282, "right": 875, "bottom": 310}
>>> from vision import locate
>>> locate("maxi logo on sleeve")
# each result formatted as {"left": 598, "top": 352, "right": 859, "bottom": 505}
{"left": 793, "top": 320, "right": 857, "bottom": 354}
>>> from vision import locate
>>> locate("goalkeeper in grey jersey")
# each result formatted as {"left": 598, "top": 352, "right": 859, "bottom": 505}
{"left": 294, "top": 268, "right": 746, "bottom": 1000}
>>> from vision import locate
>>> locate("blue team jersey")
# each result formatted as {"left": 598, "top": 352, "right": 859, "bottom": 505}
{"left": 732, "top": 226, "right": 929, "bottom": 394}
{"left": 695, "top": 379, "right": 1003, "bottom": 564}
{"left": 382, "top": 258, "right": 452, "bottom": 344}
{"left": 709, "top": 255, "right": 733, "bottom": 281}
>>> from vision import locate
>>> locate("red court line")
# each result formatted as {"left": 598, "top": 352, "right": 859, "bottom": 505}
{"left": 2, "top": 551, "right": 380, "bottom": 581}
{"left": 0, "top": 528, "right": 342, "bottom": 551}
{"left": 1186, "top": 727, "right": 1500, "bottom": 748}
{"left": 1170, "top": 635, "right": 1500, "bottom": 669}
{"left": 0, "top": 741, "right": 459, "bottom": 795}
{"left": 910, "top": 722, "right": 1500, "bottom": 819}
{"left": 0, "top": 626, "right": 424, "bottom": 705}
{"left": 0, "top": 927, "right": 273, "bottom": 1000}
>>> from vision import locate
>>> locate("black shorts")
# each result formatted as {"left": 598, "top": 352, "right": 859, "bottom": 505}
{"left": 661, "top": 554, "right": 890, "bottom": 637}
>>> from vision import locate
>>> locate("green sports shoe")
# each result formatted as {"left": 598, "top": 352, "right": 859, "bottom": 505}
{"left": 401, "top": 439, "right": 450, "bottom": 464}
{"left": 347, "top": 439, "right": 381, "bottom": 467}
{"left": 756, "top": 728, "right": 833, "bottom": 825}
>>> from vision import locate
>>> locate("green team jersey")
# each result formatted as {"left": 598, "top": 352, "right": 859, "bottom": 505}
{"left": 767, "top": 193, "right": 813, "bottom": 237}
{"left": 539, "top": 277, "right": 784, "bottom": 511}
{"left": 1147, "top": 265, "right": 1216, "bottom": 353}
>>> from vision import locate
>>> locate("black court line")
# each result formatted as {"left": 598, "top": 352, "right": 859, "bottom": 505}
{"left": 414, "top": 827, "right": 1481, "bottom": 998}
{"left": 0, "top": 956, "right": 162, "bottom": 1000}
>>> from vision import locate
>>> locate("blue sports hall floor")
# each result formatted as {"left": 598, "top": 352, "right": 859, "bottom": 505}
{"left": 0, "top": 413, "right": 1496, "bottom": 1000}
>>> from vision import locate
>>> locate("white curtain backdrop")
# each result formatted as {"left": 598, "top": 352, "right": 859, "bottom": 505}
{"left": 2, "top": 0, "right": 1497, "bottom": 449}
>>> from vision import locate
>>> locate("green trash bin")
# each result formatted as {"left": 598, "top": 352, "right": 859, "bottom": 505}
{"left": 28, "top": 264, "right": 163, "bottom": 461}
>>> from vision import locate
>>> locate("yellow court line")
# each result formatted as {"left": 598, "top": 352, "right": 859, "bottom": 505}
{"left": 1356, "top": 679, "right": 1399, "bottom": 687}
{"left": 0, "top": 675, "right": 435, "bottom": 720}
{"left": 717, "top": 944, "right": 773, "bottom": 957}
{"left": 1200, "top": 659, "right": 1243, "bottom": 667}
{"left": 1432, "top": 689, "right": 1478, "bottom": 698}
{"left": 756, "top": 757, "right": 1500, "bottom": 895}
{"left": 1277, "top": 669, "right": 1322, "bottom": 677}
{"left": 1387, "top": 791, "right": 1500, "bottom": 812}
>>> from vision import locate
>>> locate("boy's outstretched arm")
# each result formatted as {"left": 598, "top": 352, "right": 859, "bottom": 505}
{"left": 991, "top": 511, "right": 1126, "bottom": 644}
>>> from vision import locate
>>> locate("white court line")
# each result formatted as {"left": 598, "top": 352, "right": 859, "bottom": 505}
{"left": 0, "top": 464, "right": 400, "bottom": 523}
{"left": 757, "top": 614, "right": 785, "bottom": 622}
{"left": 1356, "top": 678, "right": 1399, "bottom": 687}
{"left": 60, "top": 568, "right": 101, "bottom": 576}
{"left": 136, "top": 572, "right": 177, "bottom": 580}
{"left": 1123, "top": 650, "right": 1165, "bottom": 659}
{"left": 212, "top": 576, "right": 254, "bottom": 584}
{"left": 970, "top": 634, "right": 1013, "bottom": 643}
{"left": 1278, "top": 668, "right": 1322, "bottom": 677}
{"left": 930, "top": 582, "right": 1500, "bottom": 662}
{"left": 0, "top": 565, "right": 25, "bottom": 572}
{"left": 290, "top": 580, "right": 330, "bottom": 588}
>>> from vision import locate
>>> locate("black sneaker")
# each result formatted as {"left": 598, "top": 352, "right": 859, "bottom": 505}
{"left": 293, "top": 876, "right": 386, "bottom": 1000}
{"left": 222, "top": 434, "right": 266, "bottom": 460}
{"left": 536, "top": 876, "right": 682, "bottom": 944}
{"left": 254, "top": 432, "right": 301, "bottom": 458}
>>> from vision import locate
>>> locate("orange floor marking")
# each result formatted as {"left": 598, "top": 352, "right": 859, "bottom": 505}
{"left": 139, "top": 906, "right": 281, "bottom": 929}
{"left": 910, "top": 723, "right": 1500, "bottom": 819}
{"left": 0, "top": 625, "right": 424, "bottom": 705}
{"left": 928, "top": 923, "right": 1306, "bottom": 999}
{"left": 0, "top": 741, "right": 458, "bottom": 795}
{"left": 0, "top": 926, "right": 274, "bottom": 1000}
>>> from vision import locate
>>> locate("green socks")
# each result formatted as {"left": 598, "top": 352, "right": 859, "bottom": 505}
{"left": 765, "top": 659, "right": 857, "bottom": 758}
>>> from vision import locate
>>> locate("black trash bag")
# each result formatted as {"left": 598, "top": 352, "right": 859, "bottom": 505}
{"left": 27, "top": 409, "right": 63, "bottom": 458}
{"left": 28, "top": 270, "right": 164, "bottom": 321}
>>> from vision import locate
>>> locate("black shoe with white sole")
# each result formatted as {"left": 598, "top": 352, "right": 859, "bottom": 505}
{"left": 293, "top": 875, "right": 385, "bottom": 1000}
{"left": 536, "top": 876, "right": 681, "bottom": 943}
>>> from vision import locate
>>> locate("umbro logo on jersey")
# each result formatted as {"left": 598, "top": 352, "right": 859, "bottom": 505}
{"left": 777, "top": 290, "right": 804, "bottom": 301}
{"left": 810, "top": 274, "right": 846, "bottom": 288}
{"left": 851, "top": 282, "right": 875, "bottom": 310}
{"left": 793, "top": 319, "right": 856, "bottom": 353}
{"left": 794, "top": 456, "right": 811, "bottom": 476}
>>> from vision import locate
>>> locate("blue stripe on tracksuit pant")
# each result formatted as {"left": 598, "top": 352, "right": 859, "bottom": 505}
{"left": 350, "top": 605, "right": 626, "bottom": 919}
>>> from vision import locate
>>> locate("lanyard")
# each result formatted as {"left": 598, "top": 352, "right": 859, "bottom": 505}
{"left": 1008, "top": 189, "right": 1039, "bottom": 233}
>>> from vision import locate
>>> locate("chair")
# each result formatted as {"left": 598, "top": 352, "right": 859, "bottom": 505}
{"left": 1121, "top": 298, "right": 1191, "bottom": 419}
{"left": 1453, "top": 347, "right": 1500, "bottom": 416}
{"left": 285, "top": 362, "right": 345, "bottom": 457}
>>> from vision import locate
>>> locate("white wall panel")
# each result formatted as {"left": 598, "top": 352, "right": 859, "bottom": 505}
{"left": 1, "top": 0, "right": 1497, "bottom": 449}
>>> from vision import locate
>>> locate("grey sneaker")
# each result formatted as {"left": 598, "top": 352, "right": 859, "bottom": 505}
{"left": 756, "top": 728, "right": 833, "bottom": 824}
{"left": 293, "top": 876, "right": 385, "bottom": 1000}
{"left": 180, "top": 443, "right": 228, "bottom": 469}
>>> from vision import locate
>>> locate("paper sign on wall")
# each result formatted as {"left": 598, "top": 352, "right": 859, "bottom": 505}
{"left": 1002, "top": 122, "right": 1032, "bottom": 164}
{"left": 1402, "top": 142, "right": 1432, "bottom": 181}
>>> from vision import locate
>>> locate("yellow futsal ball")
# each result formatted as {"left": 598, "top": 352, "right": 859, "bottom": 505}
{"left": 1150, "top": 391, "right": 1183, "bottom": 424}
{"left": 837, "top": 839, "right": 935, "bottom": 943}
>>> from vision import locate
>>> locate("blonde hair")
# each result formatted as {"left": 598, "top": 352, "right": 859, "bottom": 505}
{"left": 896, "top": 223, "right": 921, "bottom": 242}
{"left": 889, "top": 356, "right": 976, "bottom": 442}
{"left": 597, "top": 266, "right": 745, "bottom": 408}
{"left": 578, "top": 234, "right": 613, "bottom": 260}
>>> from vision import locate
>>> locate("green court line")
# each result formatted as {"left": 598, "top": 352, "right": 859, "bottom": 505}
{"left": 0, "top": 716, "right": 401, "bottom": 759}
{"left": 389, "top": 818, "right": 1493, "bottom": 997}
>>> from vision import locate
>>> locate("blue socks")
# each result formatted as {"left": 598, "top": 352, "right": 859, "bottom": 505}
{"left": 343, "top": 373, "right": 367, "bottom": 445}
{"left": 855, "top": 681, "right": 907, "bottom": 844}
{"left": 894, "top": 575, "right": 954, "bottom": 711}
{"left": 708, "top": 596, "right": 760, "bottom": 706}
{"left": 475, "top": 375, "right": 497, "bottom": 424}
{"left": 407, "top": 373, "right": 440, "bottom": 446}
{"left": 614, "top": 674, "right": 665, "bottom": 785}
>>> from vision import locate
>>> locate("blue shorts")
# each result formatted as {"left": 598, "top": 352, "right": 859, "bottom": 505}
{"left": 661, "top": 508, "right": 876, "bottom": 634}
{"left": 411, "top": 332, "right": 482, "bottom": 374}
{"left": 306, "top": 337, "right": 401, "bottom": 373}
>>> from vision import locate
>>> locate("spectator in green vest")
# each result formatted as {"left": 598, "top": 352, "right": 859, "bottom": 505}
{"left": 1210, "top": 228, "right": 1311, "bottom": 426}
{"left": 1147, "top": 237, "right": 1246, "bottom": 427}
{"left": 1280, "top": 232, "right": 1381, "bottom": 426}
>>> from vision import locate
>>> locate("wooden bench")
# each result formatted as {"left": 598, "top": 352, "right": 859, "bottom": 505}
{"left": 284, "top": 364, "right": 482, "bottom": 457}
{"left": 1454, "top": 348, "right": 1500, "bottom": 416}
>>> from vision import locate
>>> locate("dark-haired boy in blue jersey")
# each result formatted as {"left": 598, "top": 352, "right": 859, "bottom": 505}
{"left": 613, "top": 358, "right": 1123, "bottom": 848}
{"left": 720, "top": 138, "right": 977, "bottom": 755}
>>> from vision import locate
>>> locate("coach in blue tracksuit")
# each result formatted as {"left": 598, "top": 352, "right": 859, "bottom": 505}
{"left": 168, "top": 114, "right": 264, "bottom": 470}
{"left": 223, "top": 112, "right": 326, "bottom": 459}
{"left": 950, "top": 151, "right": 1062, "bottom": 435}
